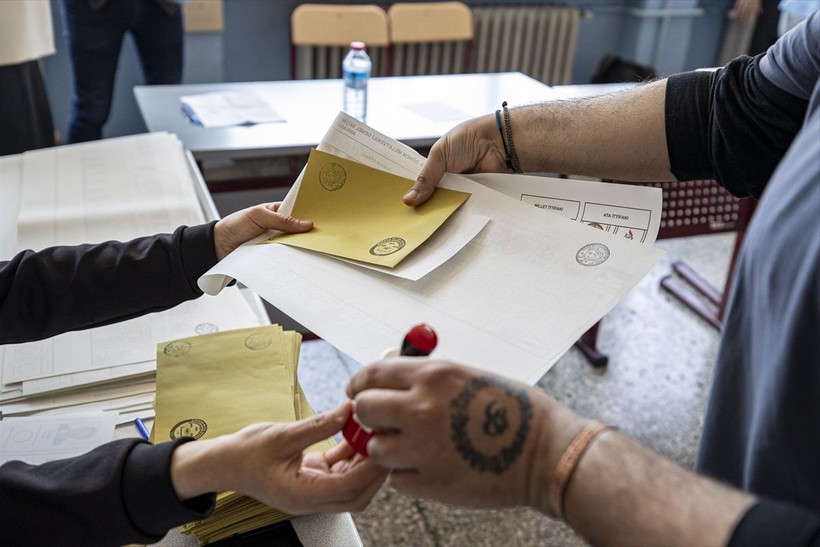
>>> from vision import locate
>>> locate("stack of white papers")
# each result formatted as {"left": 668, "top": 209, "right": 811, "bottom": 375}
{"left": 0, "top": 134, "right": 264, "bottom": 437}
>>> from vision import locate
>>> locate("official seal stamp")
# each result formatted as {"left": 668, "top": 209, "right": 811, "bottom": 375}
{"left": 170, "top": 418, "right": 207, "bottom": 440}
{"left": 244, "top": 333, "right": 272, "bottom": 351}
{"left": 319, "top": 163, "right": 346, "bottom": 191}
{"left": 163, "top": 340, "right": 191, "bottom": 358}
{"left": 195, "top": 322, "right": 219, "bottom": 335}
{"left": 369, "top": 237, "right": 406, "bottom": 256}
{"left": 576, "top": 243, "right": 610, "bottom": 266}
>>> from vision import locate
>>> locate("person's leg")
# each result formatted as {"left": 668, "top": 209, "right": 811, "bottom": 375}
{"left": 0, "top": 61, "right": 55, "bottom": 156}
{"left": 61, "top": 0, "right": 132, "bottom": 143}
{"left": 131, "top": 0, "right": 183, "bottom": 85}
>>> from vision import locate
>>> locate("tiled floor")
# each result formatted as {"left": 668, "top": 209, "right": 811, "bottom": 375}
{"left": 295, "top": 232, "right": 734, "bottom": 547}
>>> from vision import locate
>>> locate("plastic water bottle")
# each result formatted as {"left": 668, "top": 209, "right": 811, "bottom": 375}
{"left": 342, "top": 41, "right": 371, "bottom": 122}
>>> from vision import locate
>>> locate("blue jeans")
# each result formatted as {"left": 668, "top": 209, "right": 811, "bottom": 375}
{"left": 62, "top": 0, "right": 183, "bottom": 143}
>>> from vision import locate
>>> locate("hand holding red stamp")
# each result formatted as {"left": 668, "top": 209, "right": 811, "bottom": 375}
{"left": 343, "top": 323, "right": 438, "bottom": 456}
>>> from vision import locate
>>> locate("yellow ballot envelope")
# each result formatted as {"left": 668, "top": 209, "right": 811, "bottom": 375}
{"left": 154, "top": 324, "right": 333, "bottom": 544}
{"left": 267, "top": 148, "right": 470, "bottom": 267}
{"left": 154, "top": 325, "right": 296, "bottom": 442}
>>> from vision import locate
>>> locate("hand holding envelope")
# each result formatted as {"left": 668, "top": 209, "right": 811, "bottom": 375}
{"left": 154, "top": 325, "right": 386, "bottom": 544}
{"left": 267, "top": 149, "right": 470, "bottom": 268}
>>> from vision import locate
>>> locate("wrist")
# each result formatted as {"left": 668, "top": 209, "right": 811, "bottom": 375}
{"left": 212, "top": 219, "right": 230, "bottom": 261}
{"left": 527, "top": 402, "right": 593, "bottom": 517}
{"left": 170, "top": 435, "right": 233, "bottom": 500}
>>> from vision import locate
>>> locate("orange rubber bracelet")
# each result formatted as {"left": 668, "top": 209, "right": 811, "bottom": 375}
{"left": 550, "top": 421, "right": 609, "bottom": 521}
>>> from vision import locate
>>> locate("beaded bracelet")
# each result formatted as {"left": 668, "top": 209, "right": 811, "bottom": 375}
{"left": 494, "top": 108, "right": 514, "bottom": 171}
{"left": 550, "top": 421, "right": 609, "bottom": 522}
{"left": 494, "top": 101, "right": 523, "bottom": 173}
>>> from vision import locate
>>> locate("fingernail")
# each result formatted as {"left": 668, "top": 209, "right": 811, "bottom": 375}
{"left": 404, "top": 189, "right": 419, "bottom": 201}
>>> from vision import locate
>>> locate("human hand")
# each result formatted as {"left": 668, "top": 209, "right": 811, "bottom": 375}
{"left": 213, "top": 202, "right": 313, "bottom": 261}
{"left": 170, "top": 402, "right": 388, "bottom": 514}
{"left": 404, "top": 113, "right": 509, "bottom": 207}
{"left": 346, "top": 359, "right": 589, "bottom": 513}
{"left": 733, "top": 0, "right": 762, "bottom": 23}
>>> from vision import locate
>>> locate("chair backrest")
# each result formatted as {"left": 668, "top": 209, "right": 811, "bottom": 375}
{"left": 290, "top": 4, "right": 389, "bottom": 79}
{"left": 613, "top": 179, "right": 756, "bottom": 240}
{"left": 387, "top": 1, "right": 474, "bottom": 76}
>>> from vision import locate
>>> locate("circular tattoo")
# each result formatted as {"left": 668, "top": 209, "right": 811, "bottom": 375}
{"left": 163, "top": 340, "right": 191, "bottom": 358}
{"left": 450, "top": 376, "right": 532, "bottom": 474}
{"left": 244, "top": 333, "right": 272, "bottom": 351}
{"left": 575, "top": 242, "right": 610, "bottom": 267}
{"left": 369, "top": 237, "right": 406, "bottom": 256}
{"left": 319, "top": 163, "right": 346, "bottom": 191}
{"left": 170, "top": 418, "right": 207, "bottom": 440}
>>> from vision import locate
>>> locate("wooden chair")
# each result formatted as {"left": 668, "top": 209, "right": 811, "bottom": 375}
{"left": 575, "top": 179, "right": 758, "bottom": 367}
{"left": 290, "top": 4, "right": 390, "bottom": 79}
{"left": 387, "top": 1, "right": 474, "bottom": 76}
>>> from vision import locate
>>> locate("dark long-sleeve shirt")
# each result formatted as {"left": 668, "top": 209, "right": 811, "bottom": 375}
{"left": 0, "top": 223, "right": 218, "bottom": 545}
{"left": 665, "top": 13, "right": 820, "bottom": 547}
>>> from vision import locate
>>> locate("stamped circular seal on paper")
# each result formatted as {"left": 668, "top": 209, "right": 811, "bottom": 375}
{"left": 244, "top": 333, "right": 272, "bottom": 351}
{"left": 163, "top": 340, "right": 191, "bottom": 358}
{"left": 319, "top": 163, "right": 346, "bottom": 191}
{"left": 195, "top": 322, "right": 219, "bottom": 335}
{"left": 170, "top": 418, "right": 207, "bottom": 440}
{"left": 369, "top": 237, "right": 406, "bottom": 256}
{"left": 576, "top": 243, "right": 611, "bottom": 267}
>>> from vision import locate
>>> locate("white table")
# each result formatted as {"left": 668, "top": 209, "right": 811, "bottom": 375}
{"left": 134, "top": 72, "right": 554, "bottom": 161}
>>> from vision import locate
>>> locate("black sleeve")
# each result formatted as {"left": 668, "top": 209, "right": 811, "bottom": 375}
{"left": 729, "top": 499, "right": 820, "bottom": 547}
{"left": 0, "top": 222, "right": 217, "bottom": 345}
{"left": 0, "top": 438, "right": 215, "bottom": 546}
{"left": 664, "top": 55, "right": 808, "bottom": 198}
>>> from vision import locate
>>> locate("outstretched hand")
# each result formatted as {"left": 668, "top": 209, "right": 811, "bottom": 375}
{"left": 404, "top": 113, "right": 510, "bottom": 207}
{"left": 213, "top": 202, "right": 313, "bottom": 260}
{"left": 171, "top": 402, "right": 388, "bottom": 515}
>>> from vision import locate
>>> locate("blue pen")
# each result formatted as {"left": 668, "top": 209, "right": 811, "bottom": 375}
{"left": 181, "top": 103, "right": 202, "bottom": 126}
{"left": 134, "top": 417, "right": 151, "bottom": 441}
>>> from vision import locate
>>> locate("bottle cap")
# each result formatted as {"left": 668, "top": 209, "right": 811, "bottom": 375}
{"left": 350, "top": 41, "right": 366, "bottom": 50}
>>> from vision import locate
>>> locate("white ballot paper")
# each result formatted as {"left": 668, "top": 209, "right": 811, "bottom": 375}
{"left": 180, "top": 91, "right": 285, "bottom": 128}
{"left": 0, "top": 412, "right": 120, "bottom": 465}
{"left": 201, "top": 112, "right": 665, "bottom": 384}
{"left": 466, "top": 173, "right": 662, "bottom": 245}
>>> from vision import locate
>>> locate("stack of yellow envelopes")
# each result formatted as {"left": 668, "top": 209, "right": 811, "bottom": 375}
{"left": 153, "top": 324, "right": 332, "bottom": 545}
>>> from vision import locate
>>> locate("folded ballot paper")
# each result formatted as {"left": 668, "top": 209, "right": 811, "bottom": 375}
{"left": 200, "top": 112, "right": 666, "bottom": 386}
{"left": 266, "top": 148, "right": 471, "bottom": 268}
{"left": 153, "top": 324, "right": 332, "bottom": 544}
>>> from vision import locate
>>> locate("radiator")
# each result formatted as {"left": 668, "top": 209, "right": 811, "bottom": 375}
{"left": 472, "top": 5, "right": 582, "bottom": 85}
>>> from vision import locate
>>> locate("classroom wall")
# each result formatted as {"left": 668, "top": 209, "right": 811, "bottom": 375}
{"left": 42, "top": 0, "right": 733, "bottom": 142}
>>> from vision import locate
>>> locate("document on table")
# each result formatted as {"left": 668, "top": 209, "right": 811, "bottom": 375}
{"left": 201, "top": 112, "right": 665, "bottom": 384}
{"left": 466, "top": 173, "right": 662, "bottom": 245}
{"left": 268, "top": 148, "right": 471, "bottom": 268}
{"left": 0, "top": 285, "right": 264, "bottom": 385}
{"left": 0, "top": 412, "right": 120, "bottom": 465}
{"left": 15, "top": 132, "right": 204, "bottom": 252}
{"left": 180, "top": 90, "right": 285, "bottom": 128}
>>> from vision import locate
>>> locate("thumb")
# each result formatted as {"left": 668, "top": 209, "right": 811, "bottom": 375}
{"left": 405, "top": 147, "right": 446, "bottom": 207}
{"left": 280, "top": 402, "right": 351, "bottom": 452}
